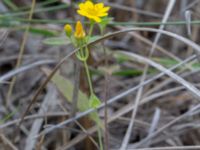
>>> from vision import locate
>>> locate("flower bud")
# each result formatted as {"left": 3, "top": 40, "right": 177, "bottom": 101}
{"left": 74, "top": 21, "right": 86, "bottom": 39}
{"left": 64, "top": 24, "right": 72, "bottom": 37}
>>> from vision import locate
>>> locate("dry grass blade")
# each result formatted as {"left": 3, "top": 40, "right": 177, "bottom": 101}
{"left": 182, "top": 0, "right": 199, "bottom": 12}
{"left": 116, "top": 26, "right": 185, "bottom": 66}
{"left": 106, "top": 2, "right": 163, "bottom": 18}
{"left": 0, "top": 60, "right": 56, "bottom": 82}
{"left": 0, "top": 29, "right": 9, "bottom": 48}
{"left": 185, "top": 10, "right": 192, "bottom": 36}
{"left": 0, "top": 112, "right": 69, "bottom": 129}
{"left": 25, "top": 85, "right": 57, "bottom": 150}
{"left": 118, "top": 50, "right": 200, "bottom": 99}
{"left": 133, "top": 145, "right": 200, "bottom": 150}
{"left": 145, "top": 108, "right": 161, "bottom": 147}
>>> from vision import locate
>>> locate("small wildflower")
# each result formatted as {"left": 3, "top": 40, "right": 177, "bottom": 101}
{"left": 64, "top": 24, "right": 72, "bottom": 37}
{"left": 77, "top": 1, "right": 110, "bottom": 23}
{"left": 74, "top": 21, "right": 86, "bottom": 39}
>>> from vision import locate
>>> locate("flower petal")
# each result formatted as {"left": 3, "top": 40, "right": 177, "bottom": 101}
{"left": 79, "top": 3, "right": 85, "bottom": 10}
{"left": 95, "top": 3, "right": 104, "bottom": 9}
{"left": 77, "top": 1, "right": 109, "bottom": 23}
{"left": 101, "top": 7, "right": 110, "bottom": 12}
{"left": 98, "top": 12, "right": 108, "bottom": 17}
{"left": 85, "top": 1, "right": 94, "bottom": 9}
{"left": 77, "top": 10, "right": 88, "bottom": 17}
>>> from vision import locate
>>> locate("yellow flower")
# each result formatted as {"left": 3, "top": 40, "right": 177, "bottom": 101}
{"left": 74, "top": 21, "right": 86, "bottom": 39}
{"left": 77, "top": 1, "right": 110, "bottom": 23}
{"left": 64, "top": 24, "right": 72, "bottom": 37}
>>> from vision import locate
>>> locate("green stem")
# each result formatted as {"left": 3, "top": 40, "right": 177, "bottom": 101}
{"left": 88, "top": 20, "right": 95, "bottom": 41}
{"left": 83, "top": 60, "right": 94, "bottom": 95}
{"left": 83, "top": 51, "right": 103, "bottom": 150}
{"left": 97, "top": 127, "right": 103, "bottom": 150}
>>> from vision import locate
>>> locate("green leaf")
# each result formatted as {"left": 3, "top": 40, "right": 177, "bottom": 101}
{"left": 3, "top": 0, "right": 18, "bottom": 10}
{"left": 113, "top": 69, "right": 143, "bottom": 76}
{"left": 0, "top": 107, "right": 18, "bottom": 124}
{"left": 99, "top": 17, "right": 113, "bottom": 32}
{"left": 100, "top": 17, "right": 113, "bottom": 26}
{"left": 29, "top": 27, "right": 58, "bottom": 37}
{"left": 42, "top": 68, "right": 103, "bottom": 128}
{"left": 88, "top": 35, "right": 101, "bottom": 43}
{"left": 89, "top": 94, "right": 101, "bottom": 108}
{"left": 43, "top": 37, "right": 71, "bottom": 46}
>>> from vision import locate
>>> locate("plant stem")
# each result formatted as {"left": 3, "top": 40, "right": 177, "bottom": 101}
{"left": 97, "top": 127, "right": 103, "bottom": 150}
{"left": 88, "top": 21, "right": 95, "bottom": 40}
{"left": 83, "top": 60, "right": 94, "bottom": 95}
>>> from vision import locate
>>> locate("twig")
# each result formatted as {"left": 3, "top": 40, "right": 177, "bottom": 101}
{"left": 0, "top": 134, "right": 18, "bottom": 150}
{"left": 0, "top": 112, "right": 70, "bottom": 129}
